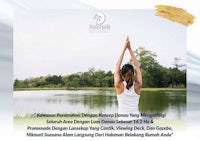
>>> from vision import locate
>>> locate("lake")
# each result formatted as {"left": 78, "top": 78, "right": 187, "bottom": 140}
{"left": 13, "top": 90, "right": 186, "bottom": 120}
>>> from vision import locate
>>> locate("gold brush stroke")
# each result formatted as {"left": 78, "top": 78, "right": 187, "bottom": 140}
{"left": 155, "top": 5, "right": 195, "bottom": 26}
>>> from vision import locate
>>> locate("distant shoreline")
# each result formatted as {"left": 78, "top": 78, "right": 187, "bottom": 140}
{"left": 14, "top": 87, "right": 186, "bottom": 92}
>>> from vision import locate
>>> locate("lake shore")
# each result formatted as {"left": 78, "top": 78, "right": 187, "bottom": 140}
{"left": 14, "top": 87, "right": 186, "bottom": 92}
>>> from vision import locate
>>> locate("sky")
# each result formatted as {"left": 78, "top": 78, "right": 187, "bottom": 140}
{"left": 14, "top": 9, "right": 186, "bottom": 79}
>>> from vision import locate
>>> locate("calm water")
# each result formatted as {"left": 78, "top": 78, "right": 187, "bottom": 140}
{"left": 13, "top": 90, "right": 186, "bottom": 120}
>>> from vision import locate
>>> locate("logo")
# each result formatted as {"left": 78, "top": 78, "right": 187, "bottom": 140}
{"left": 89, "top": 12, "right": 111, "bottom": 33}
{"left": 93, "top": 12, "right": 106, "bottom": 25}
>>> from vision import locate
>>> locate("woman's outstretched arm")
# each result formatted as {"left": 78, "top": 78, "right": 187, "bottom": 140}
{"left": 127, "top": 39, "right": 142, "bottom": 95}
{"left": 114, "top": 37, "right": 128, "bottom": 94}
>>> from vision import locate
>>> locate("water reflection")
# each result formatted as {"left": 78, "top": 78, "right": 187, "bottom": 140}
{"left": 14, "top": 90, "right": 186, "bottom": 119}
{"left": 55, "top": 93, "right": 118, "bottom": 110}
{"left": 139, "top": 91, "right": 186, "bottom": 119}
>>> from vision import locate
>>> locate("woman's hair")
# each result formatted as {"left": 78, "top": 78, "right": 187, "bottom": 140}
{"left": 121, "top": 64, "right": 134, "bottom": 90}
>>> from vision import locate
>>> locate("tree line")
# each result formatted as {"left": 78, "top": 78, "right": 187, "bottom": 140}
{"left": 14, "top": 47, "right": 186, "bottom": 88}
{"left": 14, "top": 69, "right": 114, "bottom": 88}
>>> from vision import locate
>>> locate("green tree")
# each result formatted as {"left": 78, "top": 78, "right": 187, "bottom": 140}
{"left": 14, "top": 79, "right": 24, "bottom": 88}
{"left": 66, "top": 74, "right": 81, "bottom": 87}
{"left": 94, "top": 70, "right": 105, "bottom": 87}
{"left": 46, "top": 75, "right": 62, "bottom": 85}
{"left": 132, "top": 47, "right": 175, "bottom": 88}
{"left": 35, "top": 76, "right": 47, "bottom": 87}
{"left": 133, "top": 47, "right": 160, "bottom": 87}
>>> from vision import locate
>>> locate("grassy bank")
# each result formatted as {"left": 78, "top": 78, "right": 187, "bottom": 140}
{"left": 14, "top": 87, "right": 186, "bottom": 92}
{"left": 14, "top": 87, "right": 115, "bottom": 91}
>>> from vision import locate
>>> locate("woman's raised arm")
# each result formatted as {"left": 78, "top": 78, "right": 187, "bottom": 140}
{"left": 127, "top": 39, "right": 143, "bottom": 95}
{"left": 114, "top": 37, "right": 128, "bottom": 94}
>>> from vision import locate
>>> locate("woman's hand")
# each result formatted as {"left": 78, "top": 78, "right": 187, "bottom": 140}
{"left": 126, "top": 36, "right": 131, "bottom": 50}
{"left": 124, "top": 36, "right": 130, "bottom": 49}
